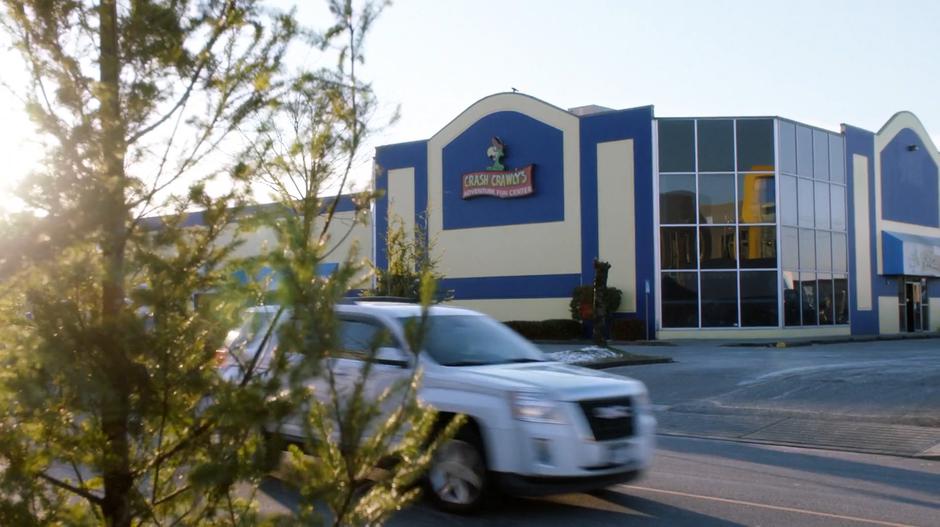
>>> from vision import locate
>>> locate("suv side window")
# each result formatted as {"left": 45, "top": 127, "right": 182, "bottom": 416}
{"left": 337, "top": 319, "right": 397, "bottom": 360}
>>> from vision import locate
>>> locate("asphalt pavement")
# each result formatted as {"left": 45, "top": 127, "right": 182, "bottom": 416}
{"left": 258, "top": 435, "right": 940, "bottom": 526}
{"left": 538, "top": 338, "right": 940, "bottom": 459}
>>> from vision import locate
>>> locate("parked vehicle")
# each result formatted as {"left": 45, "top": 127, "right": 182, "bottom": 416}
{"left": 218, "top": 300, "right": 656, "bottom": 512}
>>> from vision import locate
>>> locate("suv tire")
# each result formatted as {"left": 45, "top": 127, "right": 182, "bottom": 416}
{"left": 427, "top": 436, "right": 488, "bottom": 513}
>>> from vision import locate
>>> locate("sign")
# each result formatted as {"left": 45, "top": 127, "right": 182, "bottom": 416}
{"left": 462, "top": 165, "right": 534, "bottom": 199}
{"left": 903, "top": 242, "right": 940, "bottom": 277}
{"left": 461, "top": 136, "right": 535, "bottom": 199}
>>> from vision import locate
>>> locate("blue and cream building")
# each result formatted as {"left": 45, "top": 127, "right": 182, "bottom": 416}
{"left": 374, "top": 92, "right": 940, "bottom": 339}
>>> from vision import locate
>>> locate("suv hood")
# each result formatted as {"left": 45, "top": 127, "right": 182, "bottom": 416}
{"left": 433, "top": 361, "right": 645, "bottom": 401}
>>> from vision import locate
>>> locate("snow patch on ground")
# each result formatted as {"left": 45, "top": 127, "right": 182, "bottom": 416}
{"left": 546, "top": 346, "right": 620, "bottom": 364}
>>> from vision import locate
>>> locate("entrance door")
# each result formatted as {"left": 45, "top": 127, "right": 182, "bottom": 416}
{"left": 902, "top": 278, "right": 928, "bottom": 332}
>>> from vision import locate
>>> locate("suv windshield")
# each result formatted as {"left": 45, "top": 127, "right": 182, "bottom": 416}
{"left": 401, "top": 314, "right": 546, "bottom": 366}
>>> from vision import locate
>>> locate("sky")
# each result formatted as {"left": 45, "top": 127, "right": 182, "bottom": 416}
{"left": 1, "top": 0, "right": 938, "bottom": 212}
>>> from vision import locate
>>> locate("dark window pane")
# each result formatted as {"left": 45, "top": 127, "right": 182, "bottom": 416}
{"left": 781, "top": 175, "right": 798, "bottom": 226}
{"left": 662, "top": 272, "right": 699, "bottom": 328}
{"left": 831, "top": 185, "right": 847, "bottom": 231}
{"left": 699, "top": 173, "right": 735, "bottom": 224}
{"left": 796, "top": 125, "right": 813, "bottom": 178}
{"left": 740, "top": 226, "right": 776, "bottom": 268}
{"left": 813, "top": 130, "right": 830, "bottom": 180}
{"left": 738, "top": 173, "right": 775, "bottom": 223}
{"left": 815, "top": 182, "right": 830, "bottom": 229}
{"left": 799, "top": 229, "right": 815, "bottom": 270}
{"left": 698, "top": 120, "right": 735, "bottom": 172}
{"left": 798, "top": 178, "right": 814, "bottom": 227}
{"left": 779, "top": 120, "right": 797, "bottom": 174}
{"left": 834, "top": 276, "right": 849, "bottom": 324}
{"left": 741, "top": 271, "right": 779, "bottom": 327}
{"left": 783, "top": 272, "right": 801, "bottom": 326}
{"left": 661, "top": 227, "right": 697, "bottom": 270}
{"left": 700, "top": 226, "right": 737, "bottom": 269}
{"left": 660, "top": 174, "right": 696, "bottom": 224}
{"left": 659, "top": 120, "right": 695, "bottom": 172}
{"left": 701, "top": 271, "right": 738, "bottom": 327}
{"left": 782, "top": 227, "right": 799, "bottom": 270}
{"left": 801, "top": 272, "right": 818, "bottom": 325}
{"left": 736, "top": 119, "right": 775, "bottom": 172}
{"left": 818, "top": 275, "right": 834, "bottom": 325}
{"left": 829, "top": 135, "right": 846, "bottom": 184}
{"left": 816, "top": 231, "right": 831, "bottom": 272}
{"left": 832, "top": 232, "right": 848, "bottom": 273}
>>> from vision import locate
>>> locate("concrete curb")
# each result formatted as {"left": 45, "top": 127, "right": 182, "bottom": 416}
{"left": 724, "top": 331, "right": 940, "bottom": 348}
{"left": 578, "top": 356, "right": 674, "bottom": 369}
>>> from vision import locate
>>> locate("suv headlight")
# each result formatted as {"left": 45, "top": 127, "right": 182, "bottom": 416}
{"left": 511, "top": 392, "right": 565, "bottom": 424}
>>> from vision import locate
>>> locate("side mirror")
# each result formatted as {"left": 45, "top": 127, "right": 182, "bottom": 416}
{"left": 374, "top": 346, "right": 410, "bottom": 368}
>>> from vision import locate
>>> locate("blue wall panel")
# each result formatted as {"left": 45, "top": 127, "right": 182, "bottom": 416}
{"left": 579, "top": 107, "right": 655, "bottom": 337}
{"left": 373, "top": 140, "right": 428, "bottom": 270}
{"left": 844, "top": 125, "right": 879, "bottom": 335}
{"left": 880, "top": 128, "right": 939, "bottom": 227}
{"left": 441, "top": 111, "right": 564, "bottom": 230}
{"left": 440, "top": 274, "right": 582, "bottom": 300}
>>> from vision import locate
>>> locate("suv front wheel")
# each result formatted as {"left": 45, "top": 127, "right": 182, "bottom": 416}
{"left": 427, "top": 437, "right": 488, "bottom": 513}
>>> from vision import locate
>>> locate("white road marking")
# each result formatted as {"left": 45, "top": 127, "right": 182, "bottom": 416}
{"left": 620, "top": 485, "right": 918, "bottom": 527}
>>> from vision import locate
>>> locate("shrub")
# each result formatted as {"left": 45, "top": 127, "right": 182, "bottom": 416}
{"left": 569, "top": 285, "right": 623, "bottom": 321}
{"left": 504, "top": 319, "right": 582, "bottom": 340}
{"left": 610, "top": 318, "right": 647, "bottom": 341}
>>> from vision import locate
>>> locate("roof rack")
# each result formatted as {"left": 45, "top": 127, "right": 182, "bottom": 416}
{"left": 338, "top": 296, "right": 418, "bottom": 304}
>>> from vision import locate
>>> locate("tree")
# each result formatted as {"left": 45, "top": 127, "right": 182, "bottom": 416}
{"left": 0, "top": 1, "right": 433, "bottom": 525}
{"left": 369, "top": 213, "right": 441, "bottom": 299}
{"left": 236, "top": 4, "right": 460, "bottom": 523}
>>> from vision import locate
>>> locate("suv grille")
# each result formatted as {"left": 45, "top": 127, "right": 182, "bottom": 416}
{"left": 578, "top": 397, "right": 634, "bottom": 441}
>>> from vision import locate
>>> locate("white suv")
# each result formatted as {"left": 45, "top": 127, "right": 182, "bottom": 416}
{"left": 220, "top": 300, "right": 656, "bottom": 512}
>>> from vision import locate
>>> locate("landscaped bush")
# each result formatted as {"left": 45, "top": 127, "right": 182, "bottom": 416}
{"left": 504, "top": 319, "right": 582, "bottom": 340}
{"left": 569, "top": 285, "right": 623, "bottom": 321}
{"left": 610, "top": 318, "right": 647, "bottom": 341}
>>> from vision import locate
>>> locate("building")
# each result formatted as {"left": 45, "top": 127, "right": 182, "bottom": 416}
{"left": 373, "top": 92, "right": 940, "bottom": 339}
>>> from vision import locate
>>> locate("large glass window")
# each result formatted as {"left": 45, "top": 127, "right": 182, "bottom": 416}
{"left": 832, "top": 232, "right": 848, "bottom": 273}
{"left": 661, "top": 227, "right": 697, "bottom": 269}
{"left": 657, "top": 118, "right": 849, "bottom": 329}
{"left": 831, "top": 185, "right": 847, "bottom": 231}
{"left": 834, "top": 276, "right": 849, "bottom": 324}
{"left": 736, "top": 119, "right": 775, "bottom": 172}
{"left": 779, "top": 121, "right": 797, "bottom": 174}
{"left": 662, "top": 273, "right": 699, "bottom": 328}
{"left": 798, "top": 178, "right": 814, "bottom": 227}
{"left": 799, "top": 228, "right": 815, "bottom": 270}
{"left": 815, "top": 182, "right": 830, "bottom": 229}
{"left": 700, "top": 226, "right": 736, "bottom": 269}
{"left": 660, "top": 174, "right": 696, "bottom": 224}
{"left": 801, "top": 273, "right": 818, "bottom": 325}
{"left": 813, "top": 130, "right": 830, "bottom": 180}
{"left": 659, "top": 120, "right": 695, "bottom": 173}
{"left": 699, "top": 173, "right": 735, "bottom": 224}
{"left": 740, "top": 226, "right": 776, "bottom": 268}
{"left": 741, "top": 271, "right": 779, "bottom": 327}
{"left": 818, "top": 275, "right": 834, "bottom": 325}
{"left": 780, "top": 175, "right": 798, "bottom": 226}
{"left": 701, "top": 272, "right": 738, "bottom": 327}
{"left": 697, "top": 120, "right": 735, "bottom": 172}
{"left": 783, "top": 272, "right": 801, "bottom": 326}
{"left": 796, "top": 125, "right": 813, "bottom": 178}
{"left": 738, "top": 173, "right": 775, "bottom": 223}
{"left": 816, "top": 231, "right": 832, "bottom": 272}
{"left": 829, "top": 135, "right": 846, "bottom": 184}
{"left": 781, "top": 227, "right": 799, "bottom": 270}
{"left": 776, "top": 124, "right": 849, "bottom": 327}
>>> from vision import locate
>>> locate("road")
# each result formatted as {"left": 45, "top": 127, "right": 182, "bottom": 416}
{"left": 257, "top": 435, "right": 940, "bottom": 526}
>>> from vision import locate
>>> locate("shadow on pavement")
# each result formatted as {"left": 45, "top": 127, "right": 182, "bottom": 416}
{"left": 658, "top": 436, "right": 940, "bottom": 509}
{"left": 388, "top": 488, "right": 745, "bottom": 527}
